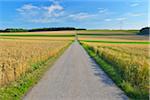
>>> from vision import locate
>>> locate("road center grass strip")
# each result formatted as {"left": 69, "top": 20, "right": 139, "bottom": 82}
{"left": 81, "top": 40, "right": 150, "bottom": 44}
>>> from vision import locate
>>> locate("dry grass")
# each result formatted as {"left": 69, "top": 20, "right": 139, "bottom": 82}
{"left": 0, "top": 39, "right": 70, "bottom": 86}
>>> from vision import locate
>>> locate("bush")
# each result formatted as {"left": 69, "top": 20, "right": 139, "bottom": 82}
{"left": 138, "top": 27, "right": 150, "bottom": 35}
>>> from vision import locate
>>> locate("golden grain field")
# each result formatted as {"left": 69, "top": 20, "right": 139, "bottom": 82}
{"left": 82, "top": 42, "right": 149, "bottom": 94}
{"left": 0, "top": 39, "right": 71, "bottom": 86}
{"left": 0, "top": 31, "right": 75, "bottom": 35}
{"left": 0, "top": 36, "right": 74, "bottom": 41}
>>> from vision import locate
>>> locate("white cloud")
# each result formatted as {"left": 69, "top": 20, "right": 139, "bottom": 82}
{"left": 105, "top": 19, "right": 112, "bottom": 21}
{"left": 17, "top": 4, "right": 41, "bottom": 17}
{"left": 116, "top": 17, "right": 127, "bottom": 21}
{"left": 68, "top": 12, "right": 95, "bottom": 20}
{"left": 98, "top": 8, "right": 108, "bottom": 13}
{"left": 30, "top": 18, "right": 59, "bottom": 23}
{"left": 43, "top": 3, "right": 63, "bottom": 14}
{"left": 17, "top": 3, "right": 64, "bottom": 23}
{"left": 49, "top": 0, "right": 62, "bottom": 4}
{"left": 16, "top": 4, "right": 39, "bottom": 13}
{"left": 130, "top": 3, "right": 139, "bottom": 7}
{"left": 128, "top": 13, "right": 143, "bottom": 17}
{"left": 17, "top": 3, "right": 95, "bottom": 23}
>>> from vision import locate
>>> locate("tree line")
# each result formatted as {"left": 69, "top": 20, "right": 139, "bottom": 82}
{"left": 0, "top": 27, "right": 86, "bottom": 32}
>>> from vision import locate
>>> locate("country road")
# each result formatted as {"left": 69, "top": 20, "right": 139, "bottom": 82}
{"left": 23, "top": 41, "right": 128, "bottom": 100}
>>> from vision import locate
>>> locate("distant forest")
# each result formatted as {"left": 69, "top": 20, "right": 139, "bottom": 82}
{"left": 0, "top": 27, "right": 149, "bottom": 35}
{"left": 0, "top": 27, "right": 86, "bottom": 32}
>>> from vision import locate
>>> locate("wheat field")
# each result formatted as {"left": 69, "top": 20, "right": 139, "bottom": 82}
{"left": 82, "top": 42, "right": 149, "bottom": 97}
{"left": 0, "top": 39, "right": 71, "bottom": 86}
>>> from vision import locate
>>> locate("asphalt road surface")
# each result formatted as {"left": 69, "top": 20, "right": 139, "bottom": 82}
{"left": 23, "top": 41, "right": 128, "bottom": 100}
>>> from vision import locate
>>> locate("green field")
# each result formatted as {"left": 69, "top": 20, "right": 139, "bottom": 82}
{"left": 81, "top": 40, "right": 150, "bottom": 44}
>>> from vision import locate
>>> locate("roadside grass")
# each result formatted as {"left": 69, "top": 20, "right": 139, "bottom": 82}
{"left": 0, "top": 42, "right": 71, "bottom": 100}
{"left": 81, "top": 43, "right": 149, "bottom": 100}
{"left": 80, "top": 40, "right": 150, "bottom": 44}
{"left": 0, "top": 34, "right": 75, "bottom": 37}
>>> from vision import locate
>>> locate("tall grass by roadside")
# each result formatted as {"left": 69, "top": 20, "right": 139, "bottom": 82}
{"left": 81, "top": 42, "right": 149, "bottom": 99}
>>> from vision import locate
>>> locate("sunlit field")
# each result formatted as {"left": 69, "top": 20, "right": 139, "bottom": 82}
{"left": 0, "top": 0, "right": 149, "bottom": 99}
{"left": 80, "top": 31, "right": 149, "bottom": 99}
{"left": 0, "top": 31, "right": 75, "bottom": 35}
{"left": 0, "top": 36, "right": 74, "bottom": 41}
{"left": 0, "top": 39, "right": 71, "bottom": 86}
{"left": 78, "top": 35, "right": 149, "bottom": 41}
{"left": 77, "top": 30, "right": 138, "bottom": 34}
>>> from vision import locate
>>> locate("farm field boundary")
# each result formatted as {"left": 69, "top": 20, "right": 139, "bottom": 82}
{"left": 0, "top": 34, "right": 75, "bottom": 37}
{"left": 81, "top": 40, "right": 150, "bottom": 44}
{"left": 77, "top": 30, "right": 138, "bottom": 34}
{"left": 78, "top": 34, "right": 136, "bottom": 36}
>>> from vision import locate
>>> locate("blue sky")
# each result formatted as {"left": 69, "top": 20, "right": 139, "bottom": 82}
{"left": 0, "top": 0, "right": 149, "bottom": 29}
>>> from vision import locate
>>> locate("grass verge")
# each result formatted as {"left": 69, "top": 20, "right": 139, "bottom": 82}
{"left": 0, "top": 42, "right": 71, "bottom": 100}
{"left": 81, "top": 43, "right": 149, "bottom": 100}
{"left": 81, "top": 40, "right": 150, "bottom": 44}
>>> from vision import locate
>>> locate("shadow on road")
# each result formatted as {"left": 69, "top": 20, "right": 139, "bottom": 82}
{"left": 86, "top": 54, "right": 128, "bottom": 100}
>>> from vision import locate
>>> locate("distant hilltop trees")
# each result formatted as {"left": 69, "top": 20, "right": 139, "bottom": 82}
{"left": 138, "top": 27, "right": 150, "bottom": 35}
{"left": 0, "top": 28, "right": 28, "bottom": 32}
{"left": 0, "top": 27, "right": 86, "bottom": 32}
